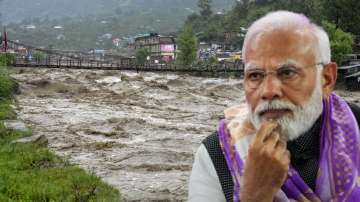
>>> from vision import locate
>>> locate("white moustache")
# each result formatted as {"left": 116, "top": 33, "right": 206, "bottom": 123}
{"left": 254, "top": 100, "right": 299, "bottom": 118}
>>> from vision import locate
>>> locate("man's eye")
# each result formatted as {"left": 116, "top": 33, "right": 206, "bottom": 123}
{"left": 247, "top": 72, "right": 264, "bottom": 81}
{"left": 278, "top": 68, "right": 297, "bottom": 79}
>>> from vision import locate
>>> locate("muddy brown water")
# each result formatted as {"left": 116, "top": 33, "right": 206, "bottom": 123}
{"left": 10, "top": 67, "right": 360, "bottom": 201}
{"left": 11, "top": 67, "right": 245, "bottom": 201}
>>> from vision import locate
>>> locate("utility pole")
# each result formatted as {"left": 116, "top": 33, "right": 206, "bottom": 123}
{"left": 3, "top": 27, "right": 7, "bottom": 52}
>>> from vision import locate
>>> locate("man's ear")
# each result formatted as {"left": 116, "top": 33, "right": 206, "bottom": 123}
{"left": 321, "top": 62, "right": 337, "bottom": 97}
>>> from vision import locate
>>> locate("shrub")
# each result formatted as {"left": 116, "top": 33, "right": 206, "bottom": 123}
{"left": 0, "top": 100, "right": 16, "bottom": 120}
{"left": 0, "top": 53, "right": 18, "bottom": 99}
{"left": 0, "top": 66, "right": 15, "bottom": 100}
{"left": 208, "top": 56, "right": 218, "bottom": 65}
{"left": 0, "top": 53, "right": 16, "bottom": 67}
{"left": 135, "top": 48, "right": 150, "bottom": 65}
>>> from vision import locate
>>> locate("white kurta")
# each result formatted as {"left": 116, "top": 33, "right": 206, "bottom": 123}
{"left": 188, "top": 144, "right": 227, "bottom": 202}
{"left": 188, "top": 135, "right": 254, "bottom": 202}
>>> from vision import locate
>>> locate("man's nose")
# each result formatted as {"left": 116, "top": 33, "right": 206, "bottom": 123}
{"left": 260, "top": 75, "right": 282, "bottom": 101}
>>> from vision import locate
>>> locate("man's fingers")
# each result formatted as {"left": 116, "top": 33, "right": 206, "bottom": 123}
{"left": 255, "top": 121, "right": 279, "bottom": 143}
{"left": 275, "top": 139, "right": 286, "bottom": 150}
{"left": 264, "top": 132, "right": 280, "bottom": 149}
{"left": 282, "top": 150, "right": 291, "bottom": 165}
{"left": 274, "top": 140, "right": 289, "bottom": 159}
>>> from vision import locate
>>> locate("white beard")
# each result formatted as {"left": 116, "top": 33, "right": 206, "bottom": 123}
{"left": 249, "top": 74, "right": 323, "bottom": 141}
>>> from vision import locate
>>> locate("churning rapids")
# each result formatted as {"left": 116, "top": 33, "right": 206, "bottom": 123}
{"left": 10, "top": 67, "right": 245, "bottom": 201}
{"left": 10, "top": 67, "right": 359, "bottom": 201}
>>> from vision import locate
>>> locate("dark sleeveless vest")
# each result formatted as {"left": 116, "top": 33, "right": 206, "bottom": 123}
{"left": 202, "top": 103, "right": 360, "bottom": 202}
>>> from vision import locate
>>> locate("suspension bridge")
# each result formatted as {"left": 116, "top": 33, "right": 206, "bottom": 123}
{"left": 2, "top": 38, "right": 244, "bottom": 74}
{"left": 1, "top": 34, "right": 359, "bottom": 89}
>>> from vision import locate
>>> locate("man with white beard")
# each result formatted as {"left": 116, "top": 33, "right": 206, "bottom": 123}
{"left": 188, "top": 11, "right": 360, "bottom": 202}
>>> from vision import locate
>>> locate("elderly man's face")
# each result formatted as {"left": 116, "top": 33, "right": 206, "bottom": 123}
{"left": 244, "top": 28, "right": 324, "bottom": 140}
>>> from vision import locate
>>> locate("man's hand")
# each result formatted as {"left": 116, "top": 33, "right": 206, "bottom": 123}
{"left": 240, "top": 121, "right": 290, "bottom": 202}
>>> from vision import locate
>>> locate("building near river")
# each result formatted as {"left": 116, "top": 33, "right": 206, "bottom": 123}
{"left": 134, "top": 33, "right": 176, "bottom": 63}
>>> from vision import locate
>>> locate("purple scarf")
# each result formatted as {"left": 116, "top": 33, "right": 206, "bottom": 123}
{"left": 218, "top": 93, "right": 360, "bottom": 201}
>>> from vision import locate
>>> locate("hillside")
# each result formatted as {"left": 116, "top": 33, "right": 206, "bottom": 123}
{"left": 0, "top": 0, "right": 234, "bottom": 50}
{"left": 1, "top": 0, "right": 234, "bottom": 24}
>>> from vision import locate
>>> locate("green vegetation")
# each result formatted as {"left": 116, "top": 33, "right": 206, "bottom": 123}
{"left": 185, "top": 0, "right": 358, "bottom": 58}
{"left": 208, "top": 56, "right": 218, "bottom": 65}
{"left": 1, "top": 0, "right": 233, "bottom": 50}
{"left": 0, "top": 53, "right": 16, "bottom": 67}
{"left": 0, "top": 54, "right": 121, "bottom": 201}
{"left": 322, "top": 21, "right": 354, "bottom": 64}
{"left": 321, "top": 0, "right": 360, "bottom": 39}
{"left": 176, "top": 27, "right": 198, "bottom": 65}
{"left": 0, "top": 54, "right": 16, "bottom": 100}
{"left": 0, "top": 100, "right": 16, "bottom": 120}
{"left": 135, "top": 48, "right": 150, "bottom": 65}
{"left": 34, "top": 52, "right": 46, "bottom": 62}
{"left": 198, "top": 0, "right": 213, "bottom": 18}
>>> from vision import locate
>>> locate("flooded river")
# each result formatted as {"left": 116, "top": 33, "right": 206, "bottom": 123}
{"left": 11, "top": 67, "right": 245, "bottom": 201}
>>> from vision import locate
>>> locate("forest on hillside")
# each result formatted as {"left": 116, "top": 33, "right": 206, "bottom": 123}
{"left": 0, "top": 0, "right": 359, "bottom": 54}
{"left": 0, "top": 0, "right": 232, "bottom": 50}
{"left": 184, "top": 0, "right": 360, "bottom": 51}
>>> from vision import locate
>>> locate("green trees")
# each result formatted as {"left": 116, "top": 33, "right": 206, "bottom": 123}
{"left": 184, "top": 0, "right": 227, "bottom": 44}
{"left": 177, "top": 27, "right": 198, "bottom": 65}
{"left": 321, "top": 0, "right": 360, "bottom": 37}
{"left": 184, "top": 0, "right": 358, "bottom": 60}
{"left": 198, "top": 0, "right": 213, "bottom": 18}
{"left": 33, "top": 52, "right": 46, "bottom": 62}
{"left": 135, "top": 48, "right": 150, "bottom": 65}
{"left": 322, "top": 21, "right": 354, "bottom": 64}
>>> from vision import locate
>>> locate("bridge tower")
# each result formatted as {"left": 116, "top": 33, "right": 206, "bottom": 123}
{"left": 0, "top": 29, "right": 8, "bottom": 52}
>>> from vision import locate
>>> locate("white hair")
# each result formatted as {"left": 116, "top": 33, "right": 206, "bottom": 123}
{"left": 242, "top": 10, "right": 331, "bottom": 65}
{"left": 244, "top": 11, "right": 327, "bottom": 141}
